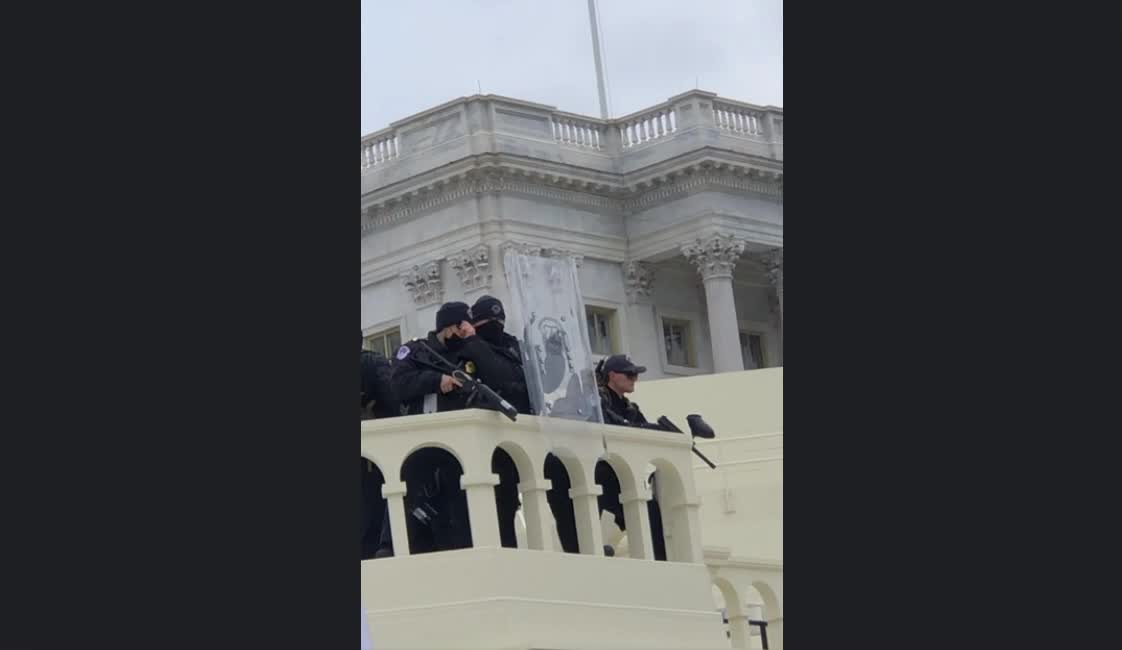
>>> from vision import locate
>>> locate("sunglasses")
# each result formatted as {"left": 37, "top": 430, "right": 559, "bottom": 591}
{"left": 623, "top": 372, "right": 638, "bottom": 380}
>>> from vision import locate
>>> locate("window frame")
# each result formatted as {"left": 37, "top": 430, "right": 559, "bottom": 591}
{"left": 654, "top": 307, "right": 703, "bottom": 375}
{"left": 362, "top": 318, "right": 405, "bottom": 358}
{"left": 585, "top": 305, "right": 616, "bottom": 357}
{"left": 739, "top": 330, "right": 767, "bottom": 370}
{"left": 581, "top": 296, "right": 625, "bottom": 365}
{"left": 738, "top": 318, "right": 778, "bottom": 370}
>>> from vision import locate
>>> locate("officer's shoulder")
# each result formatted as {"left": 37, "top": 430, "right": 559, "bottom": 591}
{"left": 392, "top": 338, "right": 423, "bottom": 361}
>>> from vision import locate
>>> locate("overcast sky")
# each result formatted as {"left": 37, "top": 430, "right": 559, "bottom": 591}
{"left": 361, "top": 0, "right": 782, "bottom": 136}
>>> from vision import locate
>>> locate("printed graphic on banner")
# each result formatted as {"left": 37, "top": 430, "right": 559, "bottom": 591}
{"left": 503, "top": 251, "right": 604, "bottom": 426}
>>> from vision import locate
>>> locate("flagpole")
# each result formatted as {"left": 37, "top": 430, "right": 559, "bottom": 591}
{"left": 586, "top": 0, "right": 610, "bottom": 119}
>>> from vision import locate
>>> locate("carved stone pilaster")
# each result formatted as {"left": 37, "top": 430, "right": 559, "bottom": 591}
{"left": 448, "top": 244, "right": 492, "bottom": 292}
{"left": 758, "top": 247, "right": 783, "bottom": 322}
{"left": 760, "top": 248, "right": 783, "bottom": 288}
{"left": 680, "top": 233, "right": 747, "bottom": 280}
{"left": 623, "top": 260, "right": 654, "bottom": 303}
{"left": 400, "top": 260, "right": 443, "bottom": 307}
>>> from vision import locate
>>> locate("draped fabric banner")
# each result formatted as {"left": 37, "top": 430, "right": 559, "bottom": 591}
{"left": 503, "top": 251, "right": 606, "bottom": 458}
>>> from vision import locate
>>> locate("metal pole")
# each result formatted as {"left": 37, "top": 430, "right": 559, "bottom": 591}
{"left": 586, "top": 0, "right": 610, "bottom": 119}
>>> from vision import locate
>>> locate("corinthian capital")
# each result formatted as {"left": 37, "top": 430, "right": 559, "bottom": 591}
{"left": 622, "top": 260, "right": 654, "bottom": 302}
{"left": 759, "top": 247, "right": 782, "bottom": 281}
{"left": 680, "top": 233, "right": 747, "bottom": 280}
{"left": 448, "top": 244, "right": 492, "bottom": 292}
{"left": 400, "top": 260, "right": 443, "bottom": 307}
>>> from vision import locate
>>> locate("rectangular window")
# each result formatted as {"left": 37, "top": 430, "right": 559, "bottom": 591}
{"left": 585, "top": 307, "right": 615, "bottom": 356}
{"left": 740, "top": 331, "right": 766, "bottom": 369}
{"left": 662, "top": 318, "right": 694, "bottom": 367}
{"left": 365, "top": 327, "right": 402, "bottom": 358}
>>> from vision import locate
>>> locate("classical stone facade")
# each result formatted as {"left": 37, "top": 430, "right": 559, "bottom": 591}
{"left": 361, "top": 90, "right": 783, "bottom": 377}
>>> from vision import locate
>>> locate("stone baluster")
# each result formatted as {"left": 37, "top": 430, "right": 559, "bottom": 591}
{"left": 726, "top": 611, "right": 752, "bottom": 648}
{"left": 665, "top": 499, "right": 704, "bottom": 563}
{"left": 619, "top": 486, "right": 654, "bottom": 560}
{"left": 570, "top": 484, "right": 606, "bottom": 556}
{"left": 381, "top": 481, "right": 411, "bottom": 557}
{"left": 461, "top": 472, "right": 502, "bottom": 548}
{"left": 518, "top": 478, "right": 557, "bottom": 551}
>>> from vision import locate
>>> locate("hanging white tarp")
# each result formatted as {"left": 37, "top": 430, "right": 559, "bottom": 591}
{"left": 502, "top": 250, "right": 606, "bottom": 461}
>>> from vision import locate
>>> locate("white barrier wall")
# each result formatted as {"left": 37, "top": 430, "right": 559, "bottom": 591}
{"left": 360, "top": 368, "right": 783, "bottom": 649}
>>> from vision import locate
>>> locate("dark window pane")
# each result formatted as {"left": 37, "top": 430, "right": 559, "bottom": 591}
{"left": 749, "top": 334, "right": 765, "bottom": 368}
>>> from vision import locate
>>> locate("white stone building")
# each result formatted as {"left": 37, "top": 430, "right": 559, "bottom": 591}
{"left": 361, "top": 90, "right": 783, "bottom": 377}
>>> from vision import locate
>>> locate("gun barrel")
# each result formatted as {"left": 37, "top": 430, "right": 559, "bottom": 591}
{"left": 691, "top": 445, "right": 717, "bottom": 469}
{"left": 455, "top": 370, "right": 518, "bottom": 422}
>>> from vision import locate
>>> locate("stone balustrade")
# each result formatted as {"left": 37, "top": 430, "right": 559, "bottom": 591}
{"left": 616, "top": 100, "right": 677, "bottom": 148}
{"left": 360, "top": 127, "right": 399, "bottom": 169}
{"left": 551, "top": 111, "right": 608, "bottom": 150}
{"left": 360, "top": 90, "right": 783, "bottom": 180}
{"left": 712, "top": 98, "right": 768, "bottom": 137}
{"left": 360, "top": 408, "right": 705, "bottom": 563}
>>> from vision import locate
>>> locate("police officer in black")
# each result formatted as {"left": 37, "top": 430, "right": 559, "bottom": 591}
{"left": 597, "top": 354, "right": 649, "bottom": 426}
{"left": 594, "top": 354, "right": 668, "bottom": 560}
{"left": 374, "top": 301, "right": 504, "bottom": 557}
{"left": 464, "top": 295, "right": 535, "bottom": 549}
{"left": 393, "top": 301, "right": 480, "bottom": 415}
{"left": 467, "top": 295, "right": 532, "bottom": 416}
{"left": 361, "top": 333, "right": 399, "bottom": 559}
{"left": 361, "top": 332, "right": 399, "bottom": 420}
{"left": 465, "top": 295, "right": 589, "bottom": 554}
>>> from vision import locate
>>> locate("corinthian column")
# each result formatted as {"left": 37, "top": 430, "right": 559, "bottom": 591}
{"left": 681, "top": 234, "right": 747, "bottom": 374}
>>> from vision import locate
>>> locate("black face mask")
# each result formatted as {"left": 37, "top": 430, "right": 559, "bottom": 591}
{"left": 444, "top": 335, "right": 466, "bottom": 352}
{"left": 476, "top": 321, "right": 504, "bottom": 344}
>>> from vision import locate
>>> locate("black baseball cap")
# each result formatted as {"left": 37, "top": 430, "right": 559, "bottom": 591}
{"left": 471, "top": 295, "right": 505, "bottom": 322}
{"left": 603, "top": 354, "right": 646, "bottom": 376}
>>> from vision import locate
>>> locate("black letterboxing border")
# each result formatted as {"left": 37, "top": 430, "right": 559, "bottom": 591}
{"left": 2, "top": 1, "right": 1121, "bottom": 648}
{"left": 3, "top": 2, "right": 360, "bottom": 648}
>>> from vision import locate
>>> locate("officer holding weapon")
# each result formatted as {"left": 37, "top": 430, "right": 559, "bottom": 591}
{"left": 466, "top": 295, "right": 535, "bottom": 549}
{"left": 594, "top": 355, "right": 718, "bottom": 560}
{"left": 373, "top": 302, "right": 519, "bottom": 557}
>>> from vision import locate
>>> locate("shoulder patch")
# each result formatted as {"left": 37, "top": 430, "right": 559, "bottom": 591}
{"left": 396, "top": 345, "right": 411, "bottom": 360}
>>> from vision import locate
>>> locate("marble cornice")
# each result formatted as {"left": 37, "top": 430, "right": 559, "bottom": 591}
{"left": 361, "top": 155, "right": 783, "bottom": 235}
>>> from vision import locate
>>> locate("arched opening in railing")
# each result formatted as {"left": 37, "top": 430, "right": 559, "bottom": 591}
{"left": 400, "top": 446, "right": 470, "bottom": 554}
{"left": 711, "top": 578, "right": 741, "bottom": 647}
{"left": 713, "top": 578, "right": 772, "bottom": 648}
{"left": 596, "top": 452, "right": 660, "bottom": 560}
{"left": 647, "top": 466, "right": 669, "bottom": 562}
{"left": 650, "top": 458, "right": 694, "bottom": 562}
{"left": 491, "top": 447, "right": 521, "bottom": 549}
{"left": 543, "top": 452, "right": 580, "bottom": 553}
{"left": 361, "top": 457, "right": 387, "bottom": 560}
{"left": 750, "top": 580, "right": 782, "bottom": 648}
{"left": 594, "top": 459, "right": 626, "bottom": 553}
